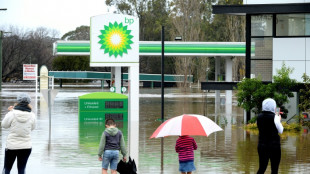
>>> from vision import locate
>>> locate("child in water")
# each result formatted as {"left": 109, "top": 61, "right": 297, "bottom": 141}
{"left": 175, "top": 135, "right": 197, "bottom": 174}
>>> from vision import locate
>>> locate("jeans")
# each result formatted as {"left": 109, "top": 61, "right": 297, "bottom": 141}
{"left": 2, "top": 148, "right": 32, "bottom": 174}
{"left": 102, "top": 150, "right": 119, "bottom": 170}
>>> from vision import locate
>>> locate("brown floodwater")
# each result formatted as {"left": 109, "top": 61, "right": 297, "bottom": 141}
{"left": 0, "top": 86, "right": 310, "bottom": 174}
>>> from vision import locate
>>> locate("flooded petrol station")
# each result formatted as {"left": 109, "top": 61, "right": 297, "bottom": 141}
{"left": 1, "top": 85, "right": 310, "bottom": 174}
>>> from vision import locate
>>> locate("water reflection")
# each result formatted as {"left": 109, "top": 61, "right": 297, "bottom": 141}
{"left": 0, "top": 87, "right": 309, "bottom": 174}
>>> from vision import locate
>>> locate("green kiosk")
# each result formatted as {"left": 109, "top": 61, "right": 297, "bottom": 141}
{"left": 78, "top": 92, "right": 128, "bottom": 152}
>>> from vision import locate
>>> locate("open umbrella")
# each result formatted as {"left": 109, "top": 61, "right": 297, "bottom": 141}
{"left": 150, "top": 114, "right": 222, "bottom": 138}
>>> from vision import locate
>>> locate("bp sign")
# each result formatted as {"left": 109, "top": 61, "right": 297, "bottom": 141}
{"left": 90, "top": 14, "right": 139, "bottom": 66}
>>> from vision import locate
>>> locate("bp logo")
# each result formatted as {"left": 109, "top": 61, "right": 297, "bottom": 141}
{"left": 98, "top": 22, "right": 134, "bottom": 58}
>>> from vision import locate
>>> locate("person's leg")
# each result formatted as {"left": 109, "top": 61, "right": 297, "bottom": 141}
{"left": 187, "top": 172, "right": 192, "bottom": 174}
{"left": 102, "top": 168, "right": 108, "bottom": 174}
{"left": 3, "top": 149, "right": 17, "bottom": 174}
{"left": 102, "top": 150, "right": 113, "bottom": 174}
{"left": 109, "top": 150, "right": 119, "bottom": 174}
{"left": 270, "top": 145, "right": 281, "bottom": 174}
{"left": 257, "top": 145, "right": 270, "bottom": 174}
{"left": 16, "top": 149, "right": 32, "bottom": 174}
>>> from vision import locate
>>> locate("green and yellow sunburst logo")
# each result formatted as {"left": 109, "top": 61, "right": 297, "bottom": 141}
{"left": 98, "top": 22, "right": 134, "bottom": 58}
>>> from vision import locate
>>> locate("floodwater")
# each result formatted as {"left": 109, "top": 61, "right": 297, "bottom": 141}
{"left": 0, "top": 85, "right": 310, "bottom": 174}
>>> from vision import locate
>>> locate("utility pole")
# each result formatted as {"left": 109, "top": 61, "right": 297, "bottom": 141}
{"left": 0, "top": 30, "right": 3, "bottom": 90}
{"left": 0, "top": 8, "right": 7, "bottom": 90}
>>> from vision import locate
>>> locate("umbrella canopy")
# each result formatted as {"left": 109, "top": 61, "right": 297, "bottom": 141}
{"left": 150, "top": 114, "right": 223, "bottom": 138}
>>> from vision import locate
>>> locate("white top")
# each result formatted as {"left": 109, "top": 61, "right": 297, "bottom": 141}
{"left": 274, "top": 115, "right": 284, "bottom": 134}
{"left": 1, "top": 110, "right": 36, "bottom": 149}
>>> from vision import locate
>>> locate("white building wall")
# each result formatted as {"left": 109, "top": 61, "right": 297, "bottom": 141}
{"left": 307, "top": 38, "right": 310, "bottom": 75}
{"left": 243, "top": 0, "right": 309, "bottom": 4}
{"left": 273, "top": 38, "right": 309, "bottom": 82}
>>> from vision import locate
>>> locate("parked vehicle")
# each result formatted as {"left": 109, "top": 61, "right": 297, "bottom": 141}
{"left": 302, "top": 112, "right": 310, "bottom": 121}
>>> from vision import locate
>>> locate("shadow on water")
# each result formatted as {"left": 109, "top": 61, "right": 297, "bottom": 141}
{"left": 0, "top": 87, "right": 309, "bottom": 173}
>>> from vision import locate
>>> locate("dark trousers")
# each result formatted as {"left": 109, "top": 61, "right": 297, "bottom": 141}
{"left": 257, "top": 144, "right": 281, "bottom": 174}
{"left": 2, "top": 148, "right": 32, "bottom": 174}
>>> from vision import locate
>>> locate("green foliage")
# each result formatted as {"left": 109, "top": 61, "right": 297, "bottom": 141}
{"left": 282, "top": 122, "right": 302, "bottom": 132}
{"left": 52, "top": 56, "right": 90, "bottom": 71}
{"left": 61, "top": 26, "right": 90, "bottom": 40}
{"left": 248, "top": 116, "right": 258, "bottom": 124}
{"left": 236, "top": 78, "right": 271, "bottom": 114}
{"left": 245, "top": 123, "right": 257, "bottom": 129}
{"left": 245, "top": 122, "right": 302, "bottom": 132}
{"left": 299, "top": 73, "right": 310, "bottom": 112}
{"left": 271, "top": 63, "right": 296, "bottom": 118}
{"left": 236, "top": 63, "right": 297, "bottom": 116}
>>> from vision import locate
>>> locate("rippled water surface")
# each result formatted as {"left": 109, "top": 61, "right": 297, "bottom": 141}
{"left": 0, "top": 86, "right": 310, "bottom": 174}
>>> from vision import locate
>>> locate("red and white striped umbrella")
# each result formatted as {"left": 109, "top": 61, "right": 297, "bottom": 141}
{"left": 150, "top": 114, "right": 223, "bottom": 138}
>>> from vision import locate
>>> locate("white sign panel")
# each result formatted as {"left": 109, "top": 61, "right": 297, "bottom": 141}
{"left": 90, "top": 14, "right": 139, "bottom": 66}
{"left": 23, "top": 64, "right": 38, "bottom": 80}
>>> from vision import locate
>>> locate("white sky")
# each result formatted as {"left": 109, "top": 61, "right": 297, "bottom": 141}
{"left": 0, "top": 0, "right": 110, "bottom": 37}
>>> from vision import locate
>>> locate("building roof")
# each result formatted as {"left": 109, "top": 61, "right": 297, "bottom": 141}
{"left": 212, "top": 3, "right": 310, "bottom": 15}
{"left": 53, "top": 41, "right": 247, "bottom": 57}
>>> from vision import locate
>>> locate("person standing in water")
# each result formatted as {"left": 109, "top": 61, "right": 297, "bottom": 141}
{"left": 257, "top": 98, "right": 284, "bottom": 174}
{"left": 98, "top": 118, "right": 127, "bottom": 174}
{"left": 175, "top": 135, "right": 197, "bottom": 174}
{"left": 1, "top": 93, "right": 36, "bottom": 174}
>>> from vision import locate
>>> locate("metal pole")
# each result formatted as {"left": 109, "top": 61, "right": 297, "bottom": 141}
{"left": 48, "top": 89, "right": 52, "bottom": 149}
{"left": 245, "top": 14, "right": 251, "bottom": 123}
{"left": 160, "top": 25, "right": 165, "bottom": 172}
{"left": 0, "top": 9, "right": 7, "bottom": 91}
{"left": 0, "top": 31, "right": 2, "bottom": 91}
{"left": 161, "top": 26, "right": 165, "bottom": 121}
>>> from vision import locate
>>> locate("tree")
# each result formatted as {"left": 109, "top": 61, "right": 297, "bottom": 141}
{"left": 271, "top": 63, "right": 296, "bottom": 118}
{"left": 52, "top": 56, "right": 90, "bottom": 71}
{"left": 299, "top": 73, "right": 310, "bottom": 112}
{"left": 105, "top": 0, "right": 170, "bottom": 41}
{"left": 236, "top": 63, "right": 297, "bottom": 118}
{"left": 205, "top": 0, "right": 245, "bottom": 81}
{"left": 1, "top": 26, "right": 58, "bottom": 81}
{"left": 61, "top": 26, "right": 90, "bottom": 40}
{"left": 236, "top": 78, "right": 271, "bottom": 114}
{"left": 169, "top": 0, "right": 204, "bottom": 88}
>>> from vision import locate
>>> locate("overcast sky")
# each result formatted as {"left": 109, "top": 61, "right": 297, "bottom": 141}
{"left": 0, "top": 0, "right": 110, "bottom": 37}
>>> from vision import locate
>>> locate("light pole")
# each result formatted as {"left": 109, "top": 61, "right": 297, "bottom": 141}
{"left": 0, "top": 8, "right": 7, "bottom": 90}
{"left": 0, "top": 30, "right": 3, "bottom": 91}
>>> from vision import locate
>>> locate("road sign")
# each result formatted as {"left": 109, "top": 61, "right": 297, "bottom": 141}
{"left": 23, "top": 64, "right": 37, "bottom": 80}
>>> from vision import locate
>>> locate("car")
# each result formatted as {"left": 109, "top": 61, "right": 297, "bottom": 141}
{"left": 302, "top": 112, "right": 310, "bottom": 121}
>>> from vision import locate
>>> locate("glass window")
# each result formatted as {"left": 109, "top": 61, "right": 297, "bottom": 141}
{"left": 251, "top": 60, "right": 273, "bottom": 81}
{"left": 251, "top": 38, "right": 273, "bottom": 59}
{"left": 276, "top": 14, "right": 310, "bottom": 36}
{"left": 251, "top": 15, "right": 273, "bottom": 36}
{"left": 306, "top": 14, "right": 310, "bottom": 35}
{"left": 250, "top": 38, "right": 273, "bottom": 81}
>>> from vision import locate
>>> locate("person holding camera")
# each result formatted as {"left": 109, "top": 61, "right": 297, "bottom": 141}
{"left": 256, "top": 98, "right": 284, "bottom": 174}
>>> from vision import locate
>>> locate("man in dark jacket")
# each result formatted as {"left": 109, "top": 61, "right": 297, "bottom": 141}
{"left": 257, "top": 98, "right": 284, "bottom": 174}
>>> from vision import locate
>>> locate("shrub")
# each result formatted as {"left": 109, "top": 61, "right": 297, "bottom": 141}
{"left": 245, "top": 122, "right": 302, "bottom": 132}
